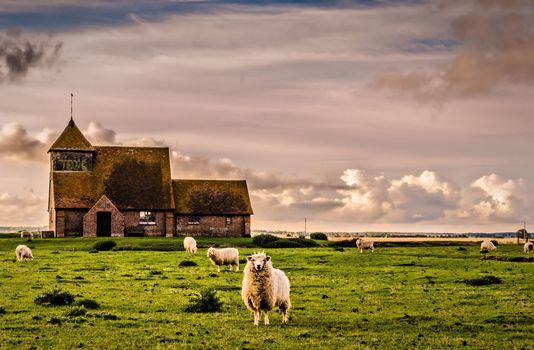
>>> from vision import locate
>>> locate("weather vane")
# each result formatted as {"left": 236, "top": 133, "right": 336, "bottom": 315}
{"left": 70, "top": 93, "right": 74, "bottom": 121}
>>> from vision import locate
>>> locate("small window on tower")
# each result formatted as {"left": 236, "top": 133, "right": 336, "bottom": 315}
{"left": 188, "top": 216, "right": 201, "bottom": 225}
{"left": 140, "top": 211, "right": 156, "bottom": 225}
{"left": 226, "top": 216, "right": 232, "bottom": 225}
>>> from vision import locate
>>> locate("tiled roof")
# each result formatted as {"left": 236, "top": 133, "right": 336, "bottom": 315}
{"left": 49, "top": 118, "right": 95, "bottom": 151}
{"left": 53, "top": 146, "right": 174, "bottom": 210}
{"left": 172, "top": 179, "right": 253, "bottom": 215}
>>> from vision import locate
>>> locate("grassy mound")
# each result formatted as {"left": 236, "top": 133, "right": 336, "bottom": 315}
{"left": 35, "top": 289, "right": 76, "bottom": 307}
{"left": 74, "top": 298, "right": 100, "bottom": 310}
{"left": 91, "top": 240, "right": 117, "bottom": 251}
{"left": 179, "top": 259, "right": 198, "bottom": 267}
{"left": 184, "top": 289, "right": 223, "bottom": 313}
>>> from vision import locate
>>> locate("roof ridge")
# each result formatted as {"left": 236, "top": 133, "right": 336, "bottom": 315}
{"left": 94, "top": 145, "right": 169, "bottom": 149}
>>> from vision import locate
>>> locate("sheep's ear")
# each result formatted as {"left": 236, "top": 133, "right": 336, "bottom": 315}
{"left": 265, "top": 256, "right": 271, "bottom": 261}
{"left": 247, "top": 256, "right": 252, "bottom": 261}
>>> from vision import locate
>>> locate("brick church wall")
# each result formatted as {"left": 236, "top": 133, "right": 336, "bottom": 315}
{"left": 175, "top": 215, "right": 249, "bottom": 237}
{"left": 64, "top": 210, "right": 87, "bottom": 236}
{"left": 83, "top": 196, "right": 125, "bottom": 237}
{"left": 122, "top": 211, "right": 167, "bottom": 237}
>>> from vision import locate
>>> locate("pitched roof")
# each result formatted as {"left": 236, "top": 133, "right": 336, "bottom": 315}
{"left": 53, "top": 146, "right": 174, "bottom": 210}
{"left": 49, "top": 118, "right": 95, "bottom": 152}
{"left": 172, "top": 179, "right": 253, "bottom": 215}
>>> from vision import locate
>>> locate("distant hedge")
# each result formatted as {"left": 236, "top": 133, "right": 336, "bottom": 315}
{"left": 328, "top": 239, "right": 357, "bottom": 248}
{"left": 252, "top": 234, "right": 279, "bottom": 247}
{"left": 253, "top": 234, "right": 318, "bottom": 248}
{"left": 310, "top": 232, "right": 328, "bottom": 240}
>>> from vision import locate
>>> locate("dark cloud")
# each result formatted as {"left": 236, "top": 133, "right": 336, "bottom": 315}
{"left": 370, "top": 0, "right": 534, "bottom": 101}
{"left": 0, "top": 30, "right": 62, "bottom": 83}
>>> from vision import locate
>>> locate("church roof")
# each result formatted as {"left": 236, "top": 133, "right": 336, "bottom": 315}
{"left": 172, "top": 179, "right": 253, "bottom": 215}
{"left": 53, "top": 146, "right": 174, "bottom": 210}
{"left": 49, "top": 118, "right": 95, "bottom": 152}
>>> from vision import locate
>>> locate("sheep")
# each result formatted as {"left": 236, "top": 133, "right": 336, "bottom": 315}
{"left": 524, "top": 242, "right": 533, "bottom": 254}
{"left": 241, "top": 252, "right": 291, "bottom": 326}
{"left": 480, "top": 240, "right": 496, "bottom": 252}
{"left": 207, "top": 247, "right": 239, "bottom": 272}
{"left": 183, "top": 237, "right": 197, "bottom": 254}
{"left": 355, "top": 238, "right": 374, "bottom": 253}
{"left": 15, "top": 245, "right": 33, "bottom": 261}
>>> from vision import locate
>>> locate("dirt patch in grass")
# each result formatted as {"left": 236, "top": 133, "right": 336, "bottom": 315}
{"left": 463, "top": 275, "right": 502, "bottom": 286}
{"left": 481, "top": 256, "right": 534, "bottom": 263}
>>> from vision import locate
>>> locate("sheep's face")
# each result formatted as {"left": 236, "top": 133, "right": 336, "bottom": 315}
{"left": 207, "top": 248, "right": 214, "bottom": 258}
{"left": 247, "top": 254, "right": 270, "bottom": 271}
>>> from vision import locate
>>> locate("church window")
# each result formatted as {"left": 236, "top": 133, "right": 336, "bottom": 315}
{"left": 140, "top": 211, "right": 156, "bottom": 225}
{"left": 188, "top": 216, "right": 201, "bottom": 225}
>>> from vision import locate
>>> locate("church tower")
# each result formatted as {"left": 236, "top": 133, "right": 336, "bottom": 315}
{"left": 48, "top": 118, "right": 95, "bottom": 236}
{"left": 48, "top": 118, "right": 95, "bottom": 171}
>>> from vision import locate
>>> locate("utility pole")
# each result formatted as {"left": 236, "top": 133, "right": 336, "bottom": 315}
{"left": 304, "top": 217, "right": 307, "bottom": 236}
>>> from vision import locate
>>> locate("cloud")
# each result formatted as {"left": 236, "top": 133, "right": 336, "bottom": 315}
{"left": 335, "top": 169, "right": 459, "bottom": 222}
{"left": 333, "top": 169, "right": 529, "bottom": 224}
{"left": 453, "top": 174, "right": 529, "bottom": 222}
{"left": 0, "top": 190, "right": 46, "bottom": 226}
{"left": 370, "top": 0, "right": 534, "bottom": 102}
{"left": 2, "top": 120, "right": 531, "bottom": 227}
{"left": 0, "top": 30, "right": 62, "bottom": 83}
{"left": 0, "top": 123, "right": 56, "bottom": 162}
{"left": 83, "top": 121, "right": 167, "bottom": 146}
{"left": 83, "top": 121, "right": 117, "bottom": 145}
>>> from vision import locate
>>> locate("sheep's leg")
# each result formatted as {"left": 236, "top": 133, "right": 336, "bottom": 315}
{"left": 235, "top": 264, "right": 239, "bottom": 272}
{"left": 282, "top": 310, "right": 288, "bottom": 323}
{"left": 280, "top": 303, "right": 289, "bottom": 323}
{"left": 263, "top": 312, "right": 270, "bottom": 326}
{"left": 253, "top": 311, "right": 260, "bottom": 326}
{"left": 217, "top": 265, "right": 220, "bottom": 272}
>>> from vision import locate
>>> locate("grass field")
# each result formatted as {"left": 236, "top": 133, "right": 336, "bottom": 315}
{"left": 1, "top": 236, "right": 533, "bottom": 349}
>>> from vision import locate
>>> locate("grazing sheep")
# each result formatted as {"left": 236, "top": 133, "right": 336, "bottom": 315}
{"left": 15, "top": 245, "right": 33, "bottom": 261}
{"left": 183, "top": 237, "right": 197, "bottom": 254}
{"left": 355, "top": 238, "right": 374, "bottom": 253}
{"left": 207, "top": 247, "right": 239, "bottom": 272}
{"left": 241, "top": 252, "right": 291, "bottom": 326}
{"left": 480, "top": 240, "right": 496, "bottom": 252}
{"left": 524, "top": 242, "right": 533, "bottom": 254}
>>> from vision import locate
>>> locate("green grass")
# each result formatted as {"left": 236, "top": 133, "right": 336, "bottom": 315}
{"left": 0, "top": 236, "right": 533, "bottom": 349}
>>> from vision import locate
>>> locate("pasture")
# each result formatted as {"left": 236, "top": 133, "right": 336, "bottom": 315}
{"left": 0, "top": 236, "right": 533, "bottom": 349}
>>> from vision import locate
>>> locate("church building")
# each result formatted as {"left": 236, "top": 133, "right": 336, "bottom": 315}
{"left": 48, "top": 118, "right": 253, "bottom": 237}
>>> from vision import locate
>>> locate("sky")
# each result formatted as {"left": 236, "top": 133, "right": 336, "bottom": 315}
{"left": 0, "top": 0, "right": 533, "bottom": 232}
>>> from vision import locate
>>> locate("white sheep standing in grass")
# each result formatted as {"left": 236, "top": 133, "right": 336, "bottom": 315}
{"left": 15, "top": 245, "right": 33, "bottom": 261}
{"left": 241, "top": 252, "right": 291, "bottom": 326}
{"left": 355, "top": 238, "right": 374, "bottom": 253}
{"left": 183, "top": 237, "right": 197, "bottom": 254}
{"left": 207, "top": 247, "right": 239, "bottom": 272}
{"left": 480, "top": 240, "right": 496, "bottom": 252}
{"left": 524, "top": 242, "right": 533, "bottom": 254}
